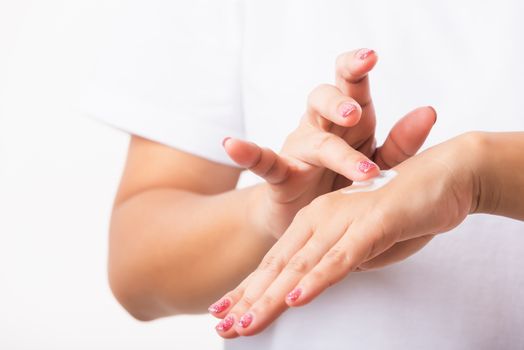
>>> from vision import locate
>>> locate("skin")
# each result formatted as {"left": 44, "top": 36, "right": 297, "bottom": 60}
{"left": 213, "top": 131, "right": 524, "bottom": 337}
{"left": 108, "top": 48, "right": 435, "bottom": 320}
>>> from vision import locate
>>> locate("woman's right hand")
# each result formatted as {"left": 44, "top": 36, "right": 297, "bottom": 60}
{"left": 224, "top": 49, "right": 437, "bottom": 238}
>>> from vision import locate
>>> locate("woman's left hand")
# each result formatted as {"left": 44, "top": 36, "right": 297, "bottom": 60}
{"left": 212, "top": 132, "right": 483, "bottom": 337}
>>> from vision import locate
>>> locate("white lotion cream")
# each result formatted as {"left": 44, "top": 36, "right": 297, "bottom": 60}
{"left": 341, "top": 169, "right": 398, "bottom": 195}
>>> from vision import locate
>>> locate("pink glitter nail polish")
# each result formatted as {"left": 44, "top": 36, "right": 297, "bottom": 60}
{"left": 208, "top": 298, "right": 231, "bottom": 314}
{"left": 357, "top": 48, "right": 374, "bottom": 60}
{"left": 216, "top": 315, "right": 234, "bottom": 332}
{"left": 238, "top": 312, "right": 253, "bottom": 328}
{"left": 338, "top": 102, "right": 357, "bottom": 118}
{"left": 358, "top": 160, "right": 377, "bottom": 174}
{"left": 286, "top": 288, "right": 302, "bottom": 303}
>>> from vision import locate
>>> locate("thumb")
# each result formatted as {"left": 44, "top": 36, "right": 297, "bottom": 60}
{"left": 222, "top": 137, "right": 290, "bottom": 185}
{"left": 374, "top": 106, "right": 437, "bottom": 168}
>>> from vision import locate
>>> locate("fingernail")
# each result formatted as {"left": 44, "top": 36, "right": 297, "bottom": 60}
{"left": 338, "top": 102, "right": 357, "bottom": 118}
{"left": 208, "top": 298, "right": 231, "bottom": 314}
{"left": 222, "top": 137, "right": 231, "bottom": 147}
{"left": 286, "top": 288, "right": 302, "bottom": 303}
{"left": 215, "top": 315, "right": 235, "bottom": 332}
{"left": 427, "top": 105, "right": 438, "bottom": 124}
{"left": 357, "top": 48, "right": 374, "bottom": 60}
{"left": 238, "top": 312, "right": 253, "bottom": 328}
{"left": 357, "top": 160, "right": 377, "bottom": 174}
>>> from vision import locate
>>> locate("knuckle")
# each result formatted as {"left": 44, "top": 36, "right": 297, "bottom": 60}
{"left": 285, "top": 255, "right": 310, "bottom": 274}
{"left": 258, "top": 254, "right": 285, "bottom": 273}
{"left": 368, "top": 224, "right": 394, "bottom": 258}
{"left": 307, "top": 268, "right": 331, "bottom": 289}
{"left": 293, "top": 207, "right": 316, "bottom": 228}
{"left": 308, "top": 268, "right": 324, "bottom": 282}
{"left": 309, "top": 194, "right": 330, "bottom": 211}
{"left": 315, "top": 132, "right": 335, "bottom": 154}
{"left": 338, "top": 148, "right": 358, "bottom": 165}
{"left": 335, "top": 52, "right": 350, "bottom": 75}
{"left": 246, "top": 147, "right": 263, "bottom": 169}
{"left": 256, "top": 148, "right": 278, "bottom": 178}
{"left": 307, "top": 84, "right": 330, "bottom": 106}
{"left": 240, "top": 293, "right": 257, "bottom": 309}
{"left": 227, "top": 288, "right": 242, "bottom": 302}
{"left": 295, "top": 206, "right": 311, "bottom": 220}
{"left": 324, "top": 247, "right": 352, "bottom": 268}
{"left": 257, "top": 293, "right": 277, "bottom": 309}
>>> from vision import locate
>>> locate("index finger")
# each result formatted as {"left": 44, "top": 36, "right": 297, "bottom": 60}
{"left": 335, "top": 48, "right": 378, "bottom": 108}
{"left": 287, "top": 219, "right": 393, "bottom": 307}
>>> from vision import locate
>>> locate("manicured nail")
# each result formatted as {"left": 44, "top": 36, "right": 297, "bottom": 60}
{"left": 215, "top": 315, "right": 235, "bottom": 332}
{"left": 357, "top": 160, "right": 377, "bottom": 174}
{"left": 286, "top": 288, "right": 302, "bottom": 303}
{"left": 208, "top": 298, "right": 231, "bottom": 314}
{"left": 238, "top": 312, "right": 253, "bottom": 328}
{"left": 357, "top": 48, "right": 374, "bottom": 60}
{"left": 338, "top": 102, "right": 357, "bottom": 118}
{"left": 222, "top": 137, "right": 231, "bottom": 147}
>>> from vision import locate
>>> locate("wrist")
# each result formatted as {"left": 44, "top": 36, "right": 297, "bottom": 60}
{"left": 455, "top": 131, "right": 495, "bottom": 215}
{"left": 246, "top": 183, "right": 278, "bottom": 240}
{"left": 466, "top": 131, "right": 524, "bottom": 219}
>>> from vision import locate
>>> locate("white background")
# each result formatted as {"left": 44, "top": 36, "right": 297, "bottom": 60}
{"left": 0, "top": 1, "right": 221, "bottom": 349}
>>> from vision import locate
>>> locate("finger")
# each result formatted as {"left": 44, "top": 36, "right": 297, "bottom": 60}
{"left": 357, "top": 235, "right": 434, "bottom": 271}
{"left": 335, "top": 48, "right": 378, "bottom": 107}
{"left": 212, "top": 272, "right": 257, "bottom": 338}
{"left": 208, "top": 271, "right": 254, "bottom": 320}
{"left": 287, "top": 221, "right": 395, "bottom": 307}
{"left": 332, "top": 134, "right": 377, "bottom": 190}
{"left": 295, "top": 131, "right": 380, "bottom": 180}
{"left": 219, "top": 210, "right": 315, "bottom": 335}
{"left": 223, "top": 137, "right": 290, "bottom": 184}
{"left": 233, "top": 222, "right": 349, "bottom": 336}
{"left": 306, "top": 84, "right": 362, "bottom": 129}
{"left": 374, "top": 106, "right": 437, "bottom": 169}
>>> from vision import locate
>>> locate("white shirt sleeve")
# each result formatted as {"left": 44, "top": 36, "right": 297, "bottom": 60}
{"left": 80, "top": 0, "right": 244, "bottom": 166}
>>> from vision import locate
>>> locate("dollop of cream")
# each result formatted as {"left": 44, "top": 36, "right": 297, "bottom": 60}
{"left": 341, "top": 169, "right": 398, "bottom": 194}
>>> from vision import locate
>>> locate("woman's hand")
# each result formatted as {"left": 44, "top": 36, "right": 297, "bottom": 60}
{"left": 212, "top": 132, "right": 481, "bottom": 337}
{"left": 225, "top": 48, "right": 436, "bottom": 239}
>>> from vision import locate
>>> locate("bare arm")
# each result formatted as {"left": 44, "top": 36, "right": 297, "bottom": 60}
{"left": 108, "top": 136, "right": 275, "bottom": 320}
{"left": 211, "top": 131, "right": 524, "bottom": 337}
{"left": 474, "top": 131, "right": 524, "bottom": 220}
{"left": 108, "top": 49, "right": 438, "bottom": 322}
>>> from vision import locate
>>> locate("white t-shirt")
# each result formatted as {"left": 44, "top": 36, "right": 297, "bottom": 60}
{"left": 83, "top": 1, "right": 524, "bottom": 348}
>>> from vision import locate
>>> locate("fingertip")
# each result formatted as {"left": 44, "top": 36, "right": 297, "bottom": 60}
{"left": 353, "top": 48, "right": 378, "bottom": 73}
{"left": 215, "top": 314, "right": 241, "bottom": 338}
{"left": 336, "top": 101, "right": 362, "bottom": 126}
{"left": 426, "top": 105, "right": 437, "bottom": 125}
{"left": 208, "top": 297, "right": 233, "bottom": 318}
{"left": 231, "top": 311, "right": 259, "bottom": 336}
{"left": 356, "top": 160, "right": 380, "bottom": 178}
{"left": 222, "top": 136, "right": 232, "bottom": 148}
{"left": 411, "top": 106, "right": 437, "bottom": 135}
{"left": 285, "top": 286, "right": 315, "bottom": 308}
{"left": 285, "top": 287, "right": 302, "bottom": 306}
{"left": 222, "top": 138, "right": 261, "bottom": 168}
{"left": 337, "top": 48, "right": 378, "bottom": 79}
{"left": 356, "top": 48, "right": 376, "bottom": 61}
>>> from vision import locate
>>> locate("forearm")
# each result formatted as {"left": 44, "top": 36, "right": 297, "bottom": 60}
{"left": 109, "top": 184, "right": 275, "bottom": 320}
{"left": 472, "top": 131, "right": 524, "bottom": 220}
